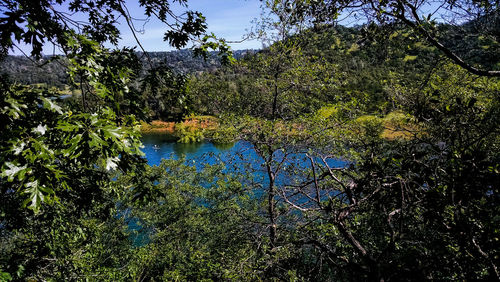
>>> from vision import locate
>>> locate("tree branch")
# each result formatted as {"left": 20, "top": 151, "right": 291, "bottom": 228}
{"left": 401, "top": 2, "right": 500, "bottom": 77}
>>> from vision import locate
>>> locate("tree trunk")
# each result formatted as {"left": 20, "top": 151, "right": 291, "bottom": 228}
{"left": 267, "top": 163, "right": 277, "bottom": 247}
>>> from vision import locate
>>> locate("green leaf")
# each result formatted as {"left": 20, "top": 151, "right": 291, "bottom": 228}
{"left": 23, "top": 180, "right": 45, "bottom": 211}
{"left": 40, "top": 97, "right": 63, "bottom": 114}
{"left": 2, "top": 162, "right": 28, "bottom": 181}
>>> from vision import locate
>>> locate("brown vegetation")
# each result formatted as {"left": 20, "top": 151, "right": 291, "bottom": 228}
{"left": 140, "top": 116, "right": 218, "bottom": 134}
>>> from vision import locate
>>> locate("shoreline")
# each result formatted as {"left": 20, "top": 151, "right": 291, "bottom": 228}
{"left": 139, "top": 116, "right": 218, "bottom": 134}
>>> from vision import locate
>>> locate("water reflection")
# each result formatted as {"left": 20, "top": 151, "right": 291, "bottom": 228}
{"left": 172, "top": 142, "right": 203, "bottom": 155}
{"left": 141, "top": 134, "right": 248, "bottom": 166}
{"left": 213, "top": 142, "right": 236, "bottom": 151}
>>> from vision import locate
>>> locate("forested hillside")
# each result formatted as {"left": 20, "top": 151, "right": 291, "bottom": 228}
{"left": 188, "top": 23, "right": 499, "bottom": 117}
{"left": 0, "top": 49, "right": 256, "bottom": 87}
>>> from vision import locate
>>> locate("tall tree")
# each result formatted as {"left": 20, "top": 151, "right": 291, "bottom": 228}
{"left": 267, "top": 0, "right": 500, "bottom": 77}
{"left": 256, "top": 1, "right": 500, "bottom": 280}
{"left": 0, "top": 0, "right": 230, "bottom": 279}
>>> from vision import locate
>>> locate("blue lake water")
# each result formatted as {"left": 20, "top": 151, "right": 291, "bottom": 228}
{"left": 141, "top": 132, "right": 346, "bottom": 185}
{"left": 141, "top": 132, "right": 259, "bottom": 167}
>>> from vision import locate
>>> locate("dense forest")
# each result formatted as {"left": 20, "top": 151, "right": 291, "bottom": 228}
{"left": 0, "top": 49, "right": 256, "bottom": 87}
{"left": 1, "top": 0, "right": 499, "bottom": 281}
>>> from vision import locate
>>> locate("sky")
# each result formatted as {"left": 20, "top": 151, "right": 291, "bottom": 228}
{"left": 117, "top": 0, "right": 263, "bottom": 51}
{"left": 11, "top": 0, "right": 264, "bottom": 56}
{"left": 9, "top": 0, "right": 450, "bottom": 56}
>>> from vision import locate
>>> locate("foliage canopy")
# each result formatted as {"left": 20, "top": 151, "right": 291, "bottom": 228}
{"left": 1, "top": 0, "right": 500, "bottom": 280}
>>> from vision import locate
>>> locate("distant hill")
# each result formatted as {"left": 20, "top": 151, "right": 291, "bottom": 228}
{"left": 2, "top": 20, "right": 497, "bottom": 91}
{"left": 0, "top": 49, "right": 258, "bottom": 87}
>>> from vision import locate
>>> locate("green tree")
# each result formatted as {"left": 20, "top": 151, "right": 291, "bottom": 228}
{"left": 0, "top": 0, "right": 231, "bottom": 279}
{"left": 271, "top": 0, "right": 500, "bottom": 77}
{"left": 228, "top": 1, "right": 500, "bottom": 279}
{"left": 118, "top": 159, "right": 263, "bottom": 280}
{"left": 141, "top": 64, "right": 189, "bottom": 121}
{"left": 253, "top": 3, "right": 500, "bottom": 279}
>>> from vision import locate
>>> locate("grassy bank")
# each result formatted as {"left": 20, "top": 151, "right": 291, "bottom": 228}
{"left": 140, "top": 116, "right": 218, "bottom": 143}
